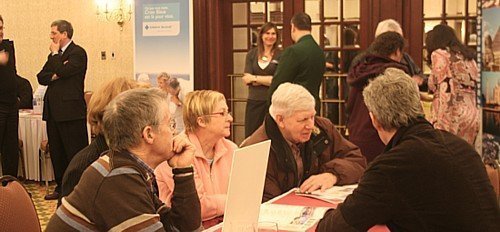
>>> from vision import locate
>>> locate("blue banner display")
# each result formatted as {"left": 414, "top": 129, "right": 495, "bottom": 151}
{"left": 480, "top": 2, "right": 500, "bottom": 162}
{"left": 134, "top": 0, "right": 193, "bottom": 91}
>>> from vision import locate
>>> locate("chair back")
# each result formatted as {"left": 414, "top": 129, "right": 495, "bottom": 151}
{"left": 485, "top": 165, "right": 500, "bottom": 198}
{"left": 0, "top": 175, "right": 41, "bottom": 232}
{"left": 84, "top": 91, "right": 93, "bottom": 106}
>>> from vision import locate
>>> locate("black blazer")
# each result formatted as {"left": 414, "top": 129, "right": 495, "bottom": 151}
{"left": 37, "top": 42, "right": 87, "bottom": 122}
{"left": 0, "top": 40, "right": 18, "bottom": 108}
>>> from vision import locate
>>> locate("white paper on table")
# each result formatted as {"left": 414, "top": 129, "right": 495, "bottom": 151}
{"left": 258, "top": 204, "right": 333, "bottom": 232}
{"left": 295, "top": 184, "right": 358, "bottom": 205}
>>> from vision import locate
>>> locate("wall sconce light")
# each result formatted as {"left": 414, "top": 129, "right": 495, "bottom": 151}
{"left": 96, "top": 0, "right": 133, "bottom": 30}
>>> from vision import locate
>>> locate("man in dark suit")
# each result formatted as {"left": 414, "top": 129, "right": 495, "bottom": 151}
{"left": 268, "top": 12, "right": 325, "bottom": 113}
{"left": 37, "top": 20, "right": 88, "bottom": 200}
{"left": 0, "top": 15, "right": 19, "bottom": 177}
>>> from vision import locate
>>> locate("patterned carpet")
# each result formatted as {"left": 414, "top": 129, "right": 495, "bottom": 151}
{"left": 23, "top": 181, "right": 57, "bottom": 231}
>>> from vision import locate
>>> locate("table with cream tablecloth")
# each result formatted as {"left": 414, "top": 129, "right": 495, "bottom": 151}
{"left": 18, "top": 110, "right": 54, "bottom": 181}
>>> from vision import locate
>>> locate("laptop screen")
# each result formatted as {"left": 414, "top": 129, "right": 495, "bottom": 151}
{"left": 222, "top": 140, "right": 271, "bottom": 231}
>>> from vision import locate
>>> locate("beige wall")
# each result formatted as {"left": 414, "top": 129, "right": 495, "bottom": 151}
{"left": 0, "top": 0, "right": 134, "bottom": 91}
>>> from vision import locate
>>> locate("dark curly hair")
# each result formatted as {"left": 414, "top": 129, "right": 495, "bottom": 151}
{"left": 369, "top": 31, "right": 405, "bottom": 57}
{"left": 425, "top": 24, "right": 475, "bottom": 65}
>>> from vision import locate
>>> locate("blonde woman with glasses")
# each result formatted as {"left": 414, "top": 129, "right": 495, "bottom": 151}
{"left": 155, "top": 90, "right": 236, "bottom": 224}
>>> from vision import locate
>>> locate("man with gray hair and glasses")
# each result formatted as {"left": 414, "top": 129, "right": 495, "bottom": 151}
{"left": 242, "top": 83, "right": 366, "bottom": 202}
{"left": 317, "top": 68, "right": 499, "bottom": 231}
{"left": 46, "top": 88, "right": 202, "bottom": 231}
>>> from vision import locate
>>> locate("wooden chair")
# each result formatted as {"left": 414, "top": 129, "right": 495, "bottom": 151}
{"left": 84, "top": 91, "right": 93, "bottom": 106}
{"left": 485, "top": 164, "right": 500, "bottom": 199}
{"left": 39, "top": 140, "right": 50, "bottom": 194}
{"left": 18, "top": 139, "right": 26, "bottom": 179}
{"left": 0, "top": 175, "right": 41, "bottom": 232}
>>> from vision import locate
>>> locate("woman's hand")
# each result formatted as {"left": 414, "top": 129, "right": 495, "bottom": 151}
{"left": 242, "top": 74, "right": 255, "bottom": 85}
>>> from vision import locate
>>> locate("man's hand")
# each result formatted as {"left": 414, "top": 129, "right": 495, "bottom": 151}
{"left": 0, "top": 50, "right": 8, "bottom": 65}
{"left": 412, "top": 75, "right": 424, "bottom": 86}
{"left": 325, "top": 62, "right": 334, "bottom": 69}
{"left": 51, "top": 74, "right": 60, "bottom": 81}
{"left": 299, "top": 173, "right": 337, "bottom": 193}
{"left": 50, "top": 40, "right": 60, "bottom": 54}
{"left": 168, "top": 134, "right": 195, "bottom": 168}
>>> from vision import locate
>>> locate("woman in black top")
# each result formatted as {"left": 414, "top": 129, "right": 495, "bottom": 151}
{"left": 242, "top": 22, "right": 281, "bottom": 137}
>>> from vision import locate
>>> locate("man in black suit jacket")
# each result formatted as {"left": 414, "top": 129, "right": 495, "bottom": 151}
{"left": 268, "top": 12, "right": 325, "bottom": 113}
{"left": 0, "top": 15, "right": 20, "bottom": 177}
{"left": 37, "top": 20, "right": 88, "bottom": 200}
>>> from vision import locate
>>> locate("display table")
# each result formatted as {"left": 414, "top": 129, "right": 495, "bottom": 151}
{"left": 18, "top": 110, "right": 54, "bottom": 181}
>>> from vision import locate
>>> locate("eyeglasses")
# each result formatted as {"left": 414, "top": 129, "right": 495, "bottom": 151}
{"left": 205, "top": 111, "right": 232, "bottom": 118}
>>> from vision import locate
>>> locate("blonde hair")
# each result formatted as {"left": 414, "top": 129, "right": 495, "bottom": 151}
{"left": 269, "top": 83, "right": 315, "bottom": 119}
{"left": 363, "top": 68, "right": 423, "bottom": 131}
{"left": 156, "top": 72, "right": 170, "bottom": 82}
{"left": 183, "top": 90, "right": 226, "bottom": 133}
{"left": 375, "top": 19, "right": 403, "bottom": 38}
{"left": 87, "top": 77, "right": 141, "bottom": 134}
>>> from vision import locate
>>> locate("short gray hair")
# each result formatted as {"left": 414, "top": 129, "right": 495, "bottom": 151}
{"left": 269, "top": 83, "right": 315, "bottom": 119}
{"left": 51, "top": 20, "right": 74, "bottom": 39}
{"left": 102, "top": 88, "right": 169, "bottom": 151}
{"left": 363, "top": 68, "right": 423, "bottom": 131}
{"left": 375, "top": 19, "right": 403, "bottom": 38}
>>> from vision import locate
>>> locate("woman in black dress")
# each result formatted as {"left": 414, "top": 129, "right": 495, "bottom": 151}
{"left": 243, "top": 22, "right": 281, "bottom": 137}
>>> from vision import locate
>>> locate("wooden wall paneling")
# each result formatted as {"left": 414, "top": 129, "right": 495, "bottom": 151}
{"left": 194, "top": 0, "right": 229, "bottom": 95}
{"left": 360, "top": 0, "right": 378, "bottom": 49}
{"left": 360, "top": 0, "right": 423, "bottom": 66}
{"left": 403, "top": 0, "right": 423, "bottom": 69}
{"left": 282, "top": 0, "right": 297, "bottom": 47}
{"left": 194, "top": 0, "right": 209, "bottom": 90}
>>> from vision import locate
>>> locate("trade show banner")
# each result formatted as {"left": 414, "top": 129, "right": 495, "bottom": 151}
{"left": 480, "top": 1, "right": 500, "bottom": 162}
{"left": 134, "top": 0, "right": 193, "bottom": 92}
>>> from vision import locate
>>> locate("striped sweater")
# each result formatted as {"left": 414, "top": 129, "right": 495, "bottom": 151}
{"left": 46, "top": 150, "right": 201, "bottom": 231}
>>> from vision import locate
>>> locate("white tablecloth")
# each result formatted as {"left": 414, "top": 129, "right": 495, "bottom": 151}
{"left": 18, "top": 111, "right": 55, "bottom": 181}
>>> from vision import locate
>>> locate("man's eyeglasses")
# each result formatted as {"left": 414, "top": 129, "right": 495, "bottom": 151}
{"left": 205, "top": 111, "right": 232, "bottom": 118}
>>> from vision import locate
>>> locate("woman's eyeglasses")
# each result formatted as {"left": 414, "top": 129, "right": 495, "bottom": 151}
{"left": 205, "top": 110, "right": 232, "bottom": 118}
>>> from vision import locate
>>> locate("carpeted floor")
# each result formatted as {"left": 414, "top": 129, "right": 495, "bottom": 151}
{"left": 23, "top": 181, "right": 57, "bottom": 231}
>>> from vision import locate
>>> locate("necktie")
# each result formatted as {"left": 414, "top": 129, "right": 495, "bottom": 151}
{"left": 58, "top": 49, "right": 63, "bottom": 56}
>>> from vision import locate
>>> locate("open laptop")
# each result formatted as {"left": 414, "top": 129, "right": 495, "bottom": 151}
{"left": 221, "top": 140, "right": 271, "bottom": 232}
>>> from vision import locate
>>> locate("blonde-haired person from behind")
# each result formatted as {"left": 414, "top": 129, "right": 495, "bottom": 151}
{"left": 59, "top": 77, "right": 144, "bottom": 205}
{"left": 166, "top": 77, "right": 185, "bottom": 134}
{"left": 155, "top": 90, "right": 237, "bottom": 223}
{"left": 156, "top": 72, "right": 170, "bottom": 91}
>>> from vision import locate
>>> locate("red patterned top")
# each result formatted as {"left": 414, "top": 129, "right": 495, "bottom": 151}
{"left": 428, "top": 48, "right": 479, "bottom": 145}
